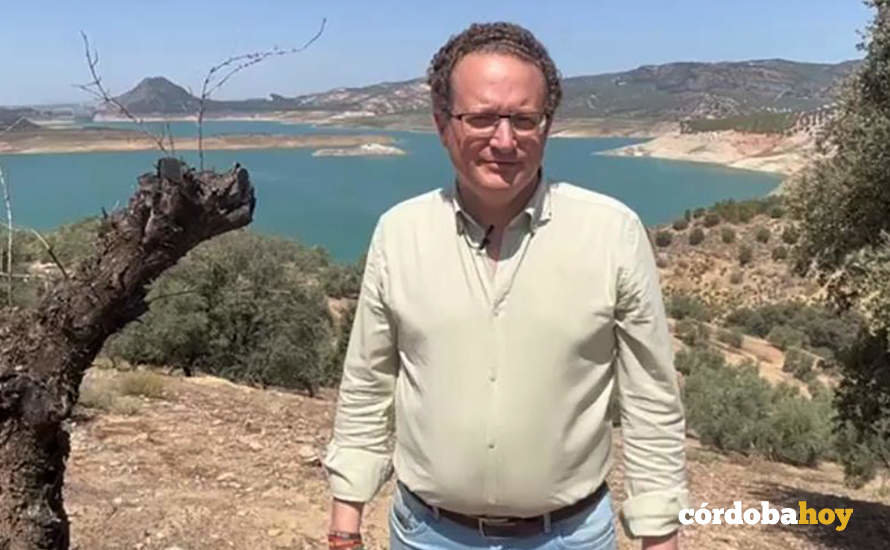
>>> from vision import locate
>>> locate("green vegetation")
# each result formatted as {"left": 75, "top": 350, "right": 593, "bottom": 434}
{"left": 767, "top": 325, "right": 808, "bottom": 350}
{"left": 680, "top": 346, "right": 835, "bottom": 467}
{"left": 725, "top": 302, "right": 861, "bottom": 363}
{"left": 710, "top": 196, "right": 783, "bottom": 225}
{"left": 785, "top": 1, "right": 890, "bottom": 486}
{"left": 682, "top": 112, "right": 798, "bottom": 134}
{"left": 781, "top": 226, "right": 800, "bottom": 245}
{"left": 721, "top": 227, "right": 736, "bottom": 244}
{"left": 703, "top": 213, "right": 720, "bottom": 228}
{"left": 672, "top": 218, "right": 689, "bottom": 231}
{"left": 655, "top": 230, "right": 673, "bottom": 247}
{"left": 103, "top": 230, "right": 362, "bottom": 396}
{"left": 755, "top": 227, "right": 771, "bottom": 243}
{"left": 675, "top": 319, "right": 710, "bottom": 347}
{"left": 772, "top": 246, "right": 788, "bottom": 261}
{"left": 717, "top": 328, "right": 744, "bottom": 349}
{"left": 738, "top": 245, "right": 753, "bottom": 266}
{"left": 665, "top": 292, "right": 714, "bottom": 322}
{"left": 688, "top": 227, "right": 705, "bottom": 246}
{"left": 783, "top": 347, "right": 817, "bottom": 383}
{"left": 729, "top": 270, "right": 743, "bottom": 285}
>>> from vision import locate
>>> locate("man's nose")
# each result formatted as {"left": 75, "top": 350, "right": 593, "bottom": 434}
{"left": 489, "top": 117, "right": 517, "bottom": 150}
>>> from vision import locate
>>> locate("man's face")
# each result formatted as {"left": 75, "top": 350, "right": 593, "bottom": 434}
{"left": 434, "top": 52, "right": 549, "bottom": 202}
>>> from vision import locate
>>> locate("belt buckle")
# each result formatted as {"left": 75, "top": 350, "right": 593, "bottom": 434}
{"left": 477, "top": 516, "right": 515, "bottom": 537}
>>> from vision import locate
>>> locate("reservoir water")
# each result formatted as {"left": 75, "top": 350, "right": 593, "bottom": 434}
{"left": 0, "top": 121, "right": 780, "bottom": 262}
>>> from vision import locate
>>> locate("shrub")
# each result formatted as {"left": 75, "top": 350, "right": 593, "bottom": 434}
{"left": 771, "top": 246, "right": 788, "bottom": 261}
{"left": 675, "top": 319, "right": 710, "bottom": 347}
{"left": 769, "top": 206, "right": 785, "bottom": 219}
{"left": 721, "top": 227, "right": 736, "bottom": 244}
{"left": 666, "top": 293, "right": 713, "bottom": 322}
{"left": 681, "top": 347, "right": 835, "bottom": 467}
{"left": 693, "top": 207, "right": 706, "bottom": 219}
{"left": 738, "top": 208, "right": 754, "bottom": 224}
{"left": 672, "top": 218, "right": 689, "bottom": 231}
{"left": 684, "top": 209, "right": 692, "bottom": 221}
{"left": 767, "top": 325, "right": 809, "bottom": 351}
{"left": 738, "top": 245, "right": 753, "bottom": 266}
{"left": 118, "top": 370, "right": 167, "bottom": 399}
{"left": 688, "top": 228, "right": 705, "bottom": 246}
{"left": 729, "top": 270, "right": 743, "bottom": 285}
{"left": 781, "top": 226, "right": 799, "bottom": 245}
{"left": 683, "top": 355, "right": 773, "bottom": 453}
{"left": 105, "top": 230, "right": 341, "bottom": 396}
{"left": 718, "top": 328, "right": 744, "bottom": 348}
{"left": 675, "top": 346, "right": 724, "bottom": 375}
{"left": 782, "top": 347, "right": 816, "bottom": 382}
{"left": 655, "top": 230, "right": 673, "bottom": 247}
{"left": 755, "top": 227, "right": 771, "bottom": 243}
{"left": 703, "top": 213, "right": 721, "bottom": 227}
{"left": 758, "top": 390, "right": 834, "bottom": 466}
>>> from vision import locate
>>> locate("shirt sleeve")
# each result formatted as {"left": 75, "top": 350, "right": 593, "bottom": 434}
{"left": 613, "top": 214, "right": 690, "bottom": 538}
{"left": 322, "top": 221, "right": 398, "bottom": 502}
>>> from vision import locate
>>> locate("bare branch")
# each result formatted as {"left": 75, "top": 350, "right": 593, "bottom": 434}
{"left": 0, "top": 164, "right": 12, "bottom": 306}
{"left": 76, "top": 31, "right": 168, "bottom": 153}
{"left": 26, "top": 228, "right": 69, "bottom": 281}
{"left": 197, "top": 18, "right": 327, "bottom": 170}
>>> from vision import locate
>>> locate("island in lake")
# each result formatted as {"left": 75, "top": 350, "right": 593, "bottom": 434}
{"left": 312, "top": 143, "right": 406, "bottom": 157}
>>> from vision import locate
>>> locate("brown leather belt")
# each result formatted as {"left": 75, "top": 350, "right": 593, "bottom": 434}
{"left": 400, "top": 481, "right": 608, "bottom": 538}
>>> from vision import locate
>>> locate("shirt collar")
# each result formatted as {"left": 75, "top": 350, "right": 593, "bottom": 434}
{"left": 449, "top": 169, "right": 552, "bottom": 237}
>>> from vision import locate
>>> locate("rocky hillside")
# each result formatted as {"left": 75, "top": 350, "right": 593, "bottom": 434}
{"left": 286, "top": 59, "right": 858, "bottom": 120}
{"left": 0, "top": 107, "right": 41, "bottom": 131}
{"left": 103, "top": 59, "right": 858, "bottom": 120}
{"left": 113, "top": 77, "right": 202, "bottom": 114}
{"left": 558, "top": 59, "right": 858, "bottom": 120}
{"left": 651, "top": 200, "right": 820, "bottom": 313}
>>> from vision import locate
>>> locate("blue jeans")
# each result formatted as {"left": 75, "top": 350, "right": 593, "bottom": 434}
{"left": 389, "top": 483, "right": 617, "bottom": 549}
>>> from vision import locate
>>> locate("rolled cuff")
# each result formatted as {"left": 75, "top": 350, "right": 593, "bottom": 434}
{"left": 323, "top": 443, "right": 393, "bottom": 502}
{"left": 619, "top": 488, "right": 690, "bottom": 538}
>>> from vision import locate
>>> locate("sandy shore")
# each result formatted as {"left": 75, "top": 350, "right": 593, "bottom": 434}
{"left": 598, "top": 130, "right": 816, "bottom": 175}
{"left": 0, "top": 128, "right": 396, "bottom": 155}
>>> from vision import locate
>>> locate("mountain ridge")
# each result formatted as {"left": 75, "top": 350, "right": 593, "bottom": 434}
{"left": 101, "top": 58, "right": 859, "bottom": 122}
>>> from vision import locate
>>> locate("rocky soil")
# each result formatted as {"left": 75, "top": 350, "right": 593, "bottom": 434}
{"left": 66, "top": 367, "right": 889, "bottom": 550}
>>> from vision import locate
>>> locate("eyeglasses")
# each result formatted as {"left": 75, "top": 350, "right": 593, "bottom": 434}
{"left": 446, "top": 111, "right": 548, "bottom": 136}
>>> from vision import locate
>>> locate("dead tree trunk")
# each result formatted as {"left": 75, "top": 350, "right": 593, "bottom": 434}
{"left": 0, "top": 158, "right": 255, "bottom": 549}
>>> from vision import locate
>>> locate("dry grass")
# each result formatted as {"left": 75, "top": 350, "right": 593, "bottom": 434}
{"left": 117, "top": 370, "right": 167, "bottom": 399}
{"left": 77, "top": 368, "right": 168, "bottom": 416}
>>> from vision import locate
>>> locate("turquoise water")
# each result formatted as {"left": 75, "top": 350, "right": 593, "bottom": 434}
{"left": 0, "top": 122, "right": 779, "bottom": 262}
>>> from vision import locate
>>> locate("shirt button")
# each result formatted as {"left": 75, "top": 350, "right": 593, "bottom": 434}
{"left": 489, "top": 373, "right": 496, "bottom": 382}
{"left": 488, "top": 442, "right": 495, "bottom": 449}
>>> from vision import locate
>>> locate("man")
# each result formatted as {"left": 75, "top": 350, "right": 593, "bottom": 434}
{"left": 323, "top": 22, "right": 689, "bottom": 550}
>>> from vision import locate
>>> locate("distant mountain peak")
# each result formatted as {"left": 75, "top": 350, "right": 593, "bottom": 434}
{"left": 112, "top": 77, "right": 198, "bottom": 114}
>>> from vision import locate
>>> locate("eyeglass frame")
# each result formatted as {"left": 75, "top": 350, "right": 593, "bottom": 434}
{"left": 443, "top": 109, "right": 550, "bottom": 136}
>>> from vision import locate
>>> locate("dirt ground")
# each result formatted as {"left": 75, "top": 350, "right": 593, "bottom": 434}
{"left": 66, "top": 368, "right": 890, "bottom": 550}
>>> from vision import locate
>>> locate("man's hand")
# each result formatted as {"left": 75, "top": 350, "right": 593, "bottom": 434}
{"left": 642, "top": 531, "right": 679, "bottom": 550}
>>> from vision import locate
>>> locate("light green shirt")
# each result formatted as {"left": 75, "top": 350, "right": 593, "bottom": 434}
{"left": 323, "top": 178, "right": 689, "bottom": 538}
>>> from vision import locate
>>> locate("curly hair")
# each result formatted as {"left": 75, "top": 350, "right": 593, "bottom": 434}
{"left": 427, "top": 22, "right": 562, "bottom": 118}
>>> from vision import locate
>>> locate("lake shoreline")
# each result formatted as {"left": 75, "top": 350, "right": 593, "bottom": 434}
{"left": 0, "top": 128, "right": 398, "bottom": 156}
{"left": 596, "top": 130, "right": 814, "bottom": 176}
{"left": 0, "top": 116, "right": 805, "bottom": 177}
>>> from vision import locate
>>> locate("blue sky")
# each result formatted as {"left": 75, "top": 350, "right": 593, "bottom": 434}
{"left": 0, "top": 0, "right": 876, "bottom": 106}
